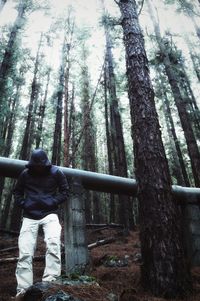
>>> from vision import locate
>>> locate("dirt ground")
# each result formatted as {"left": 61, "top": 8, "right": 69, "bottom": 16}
{"left": 1, "top": 227, "right": 200, "bottom": 301}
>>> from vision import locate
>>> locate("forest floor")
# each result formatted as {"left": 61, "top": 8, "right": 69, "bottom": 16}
{"left": 1, "top": 226, "right": 200, "bottom": 301}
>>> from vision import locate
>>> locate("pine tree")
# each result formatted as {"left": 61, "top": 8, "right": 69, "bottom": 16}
{"left": 147, "top": 0, "right": 200, "bottom": 187}
{"left": 116, "top": 0, "right": 192, "bottom": 296}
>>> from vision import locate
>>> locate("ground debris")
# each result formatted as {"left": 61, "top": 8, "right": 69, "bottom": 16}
{"left": 44, "top": 290, "right": 82, "bottom": 301}
{"left": 2, "top": 229, "right": 200, "bottom": 301}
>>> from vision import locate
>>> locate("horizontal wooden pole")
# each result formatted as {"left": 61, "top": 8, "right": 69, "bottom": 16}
{"left": 0, "top": 156, "right": 200, "bottom": 201}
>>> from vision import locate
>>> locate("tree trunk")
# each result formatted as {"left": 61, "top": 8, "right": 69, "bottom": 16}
{"left": 63, "top": 16, "right": 74, "bottom": 167}
{"left": 117, "top": 0, "right": 191, "bottom": 297}
{"left": 80, "top": 46, "right": 99, "bottom": 223}
{"left": 20, "top": 34, "right": 43, "bottom": 160}
{"left": 155, "top": 66, "right": 190, "bottom": 186}
{"left": 51, "top": 38, "right": 66, "bottom": 166}
{"left": 104, "top": 25, "right": 130, "bottom": 228}
{"left": 147, "top": 0, "right": 200, "bottom": 187}
{"left": 0, "top": 1, "right": 26, "bottom": 152}
{"left": 104, "top": 66, "right": 116, "bottom": 223}
{"left": 36, "top": 68, "right": 50, "bottom": 148}
{"left": 0, "top": 72, "right": 23, "bottom": 227}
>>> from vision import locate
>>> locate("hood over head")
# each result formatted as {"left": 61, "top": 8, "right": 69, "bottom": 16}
{"left": 26, "top": 149, "right": 51, "bottom": 168}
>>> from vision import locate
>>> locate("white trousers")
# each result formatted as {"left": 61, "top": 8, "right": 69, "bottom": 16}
{"left": 16, "top": 213, "right": 62, "bottom": 293}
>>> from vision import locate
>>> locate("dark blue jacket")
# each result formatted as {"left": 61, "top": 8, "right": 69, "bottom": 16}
{"left": 13, "top": 149, "right": 69, "bottom": 220}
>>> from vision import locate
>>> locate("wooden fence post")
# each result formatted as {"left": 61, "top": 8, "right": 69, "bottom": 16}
{"left": 63, "top": 177, "right": 89, "bottom": 274}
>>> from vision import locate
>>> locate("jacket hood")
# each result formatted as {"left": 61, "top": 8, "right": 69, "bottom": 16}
{"left": 26, "top": 149, "right": 51, "bottom": 168}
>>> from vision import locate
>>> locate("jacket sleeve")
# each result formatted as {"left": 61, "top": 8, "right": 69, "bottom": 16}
{"left": 55, "top": 169, "right": 69, "bottom": 205}
{"left": 13, "top": 171, "right": 26, "bottom": 208}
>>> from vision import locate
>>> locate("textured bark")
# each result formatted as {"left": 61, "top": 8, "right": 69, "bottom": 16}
{"left": 118, "top": 0, "right": 191, "bottom": 297}
{"left": 147, "top": 0, "right": 200, "bottom": 187}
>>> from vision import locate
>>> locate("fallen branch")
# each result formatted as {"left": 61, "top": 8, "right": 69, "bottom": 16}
{"left": 86, "top": 223, "right": 123, "bottom": 229}
{"left": 0, "top": 246, "right": 18, "bottom": 253}
{"left": 88, "top": 237, "right": 116, "bottom": 250}
{"left": 0, "top": 255, "right": 45, "bottom": 264}
{"left": 0, "top": 238, "right": 116, "bottom": 263}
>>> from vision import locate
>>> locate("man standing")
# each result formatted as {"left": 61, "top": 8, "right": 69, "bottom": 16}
{"left": 13, "top": 149, "right": 69, "bottom": 300}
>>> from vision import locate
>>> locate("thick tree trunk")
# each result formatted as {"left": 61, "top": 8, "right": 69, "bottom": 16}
{"left": 118, "top": 0, "right": 191, "bottom": 297}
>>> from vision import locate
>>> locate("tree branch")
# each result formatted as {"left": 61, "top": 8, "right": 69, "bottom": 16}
{"left": 114, "top": 0, "right": 120, "bottom": 5}
{"left": 137, "top": 0, "right": 144, "bottom": 16}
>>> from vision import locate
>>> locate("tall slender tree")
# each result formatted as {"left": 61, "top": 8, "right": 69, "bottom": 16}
{"left": 102, "top": 10, "right": 132, "bottom": 228}
{"left": 35, "top": 68, "right": 51, "bottom": 148}
{"left": 51, "top": 36, "right": 66, "bottom": 166}
{"left": 63, "top": 14, "right": 75, "bottom": 167}
{"left": 80, "top": 45, "right": 100, "bottom": 223}
{"left": 20, "top": 33, "right": 43, "bottom": 160}
{"left": 103, "top": 64, "right": 116, "bottom": 222}
{"left": 116, "top": 0, "right": 191, "bottom": 297}
{"left": 147, "top": 0, "right": 200, "bottom": 187}
{"left": 0, "top": 0, "right": 29, "bottom": 153}
{"left": 154, "top": 67, "right": 190, "bottom": 186}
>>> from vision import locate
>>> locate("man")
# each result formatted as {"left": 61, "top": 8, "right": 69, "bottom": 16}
{"left": 13, "top": 149, "right": 69, "bottom": 300}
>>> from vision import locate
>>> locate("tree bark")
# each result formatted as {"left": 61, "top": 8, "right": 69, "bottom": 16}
{"left": 117, "top": 0, "right": 191, "bottom": 297}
